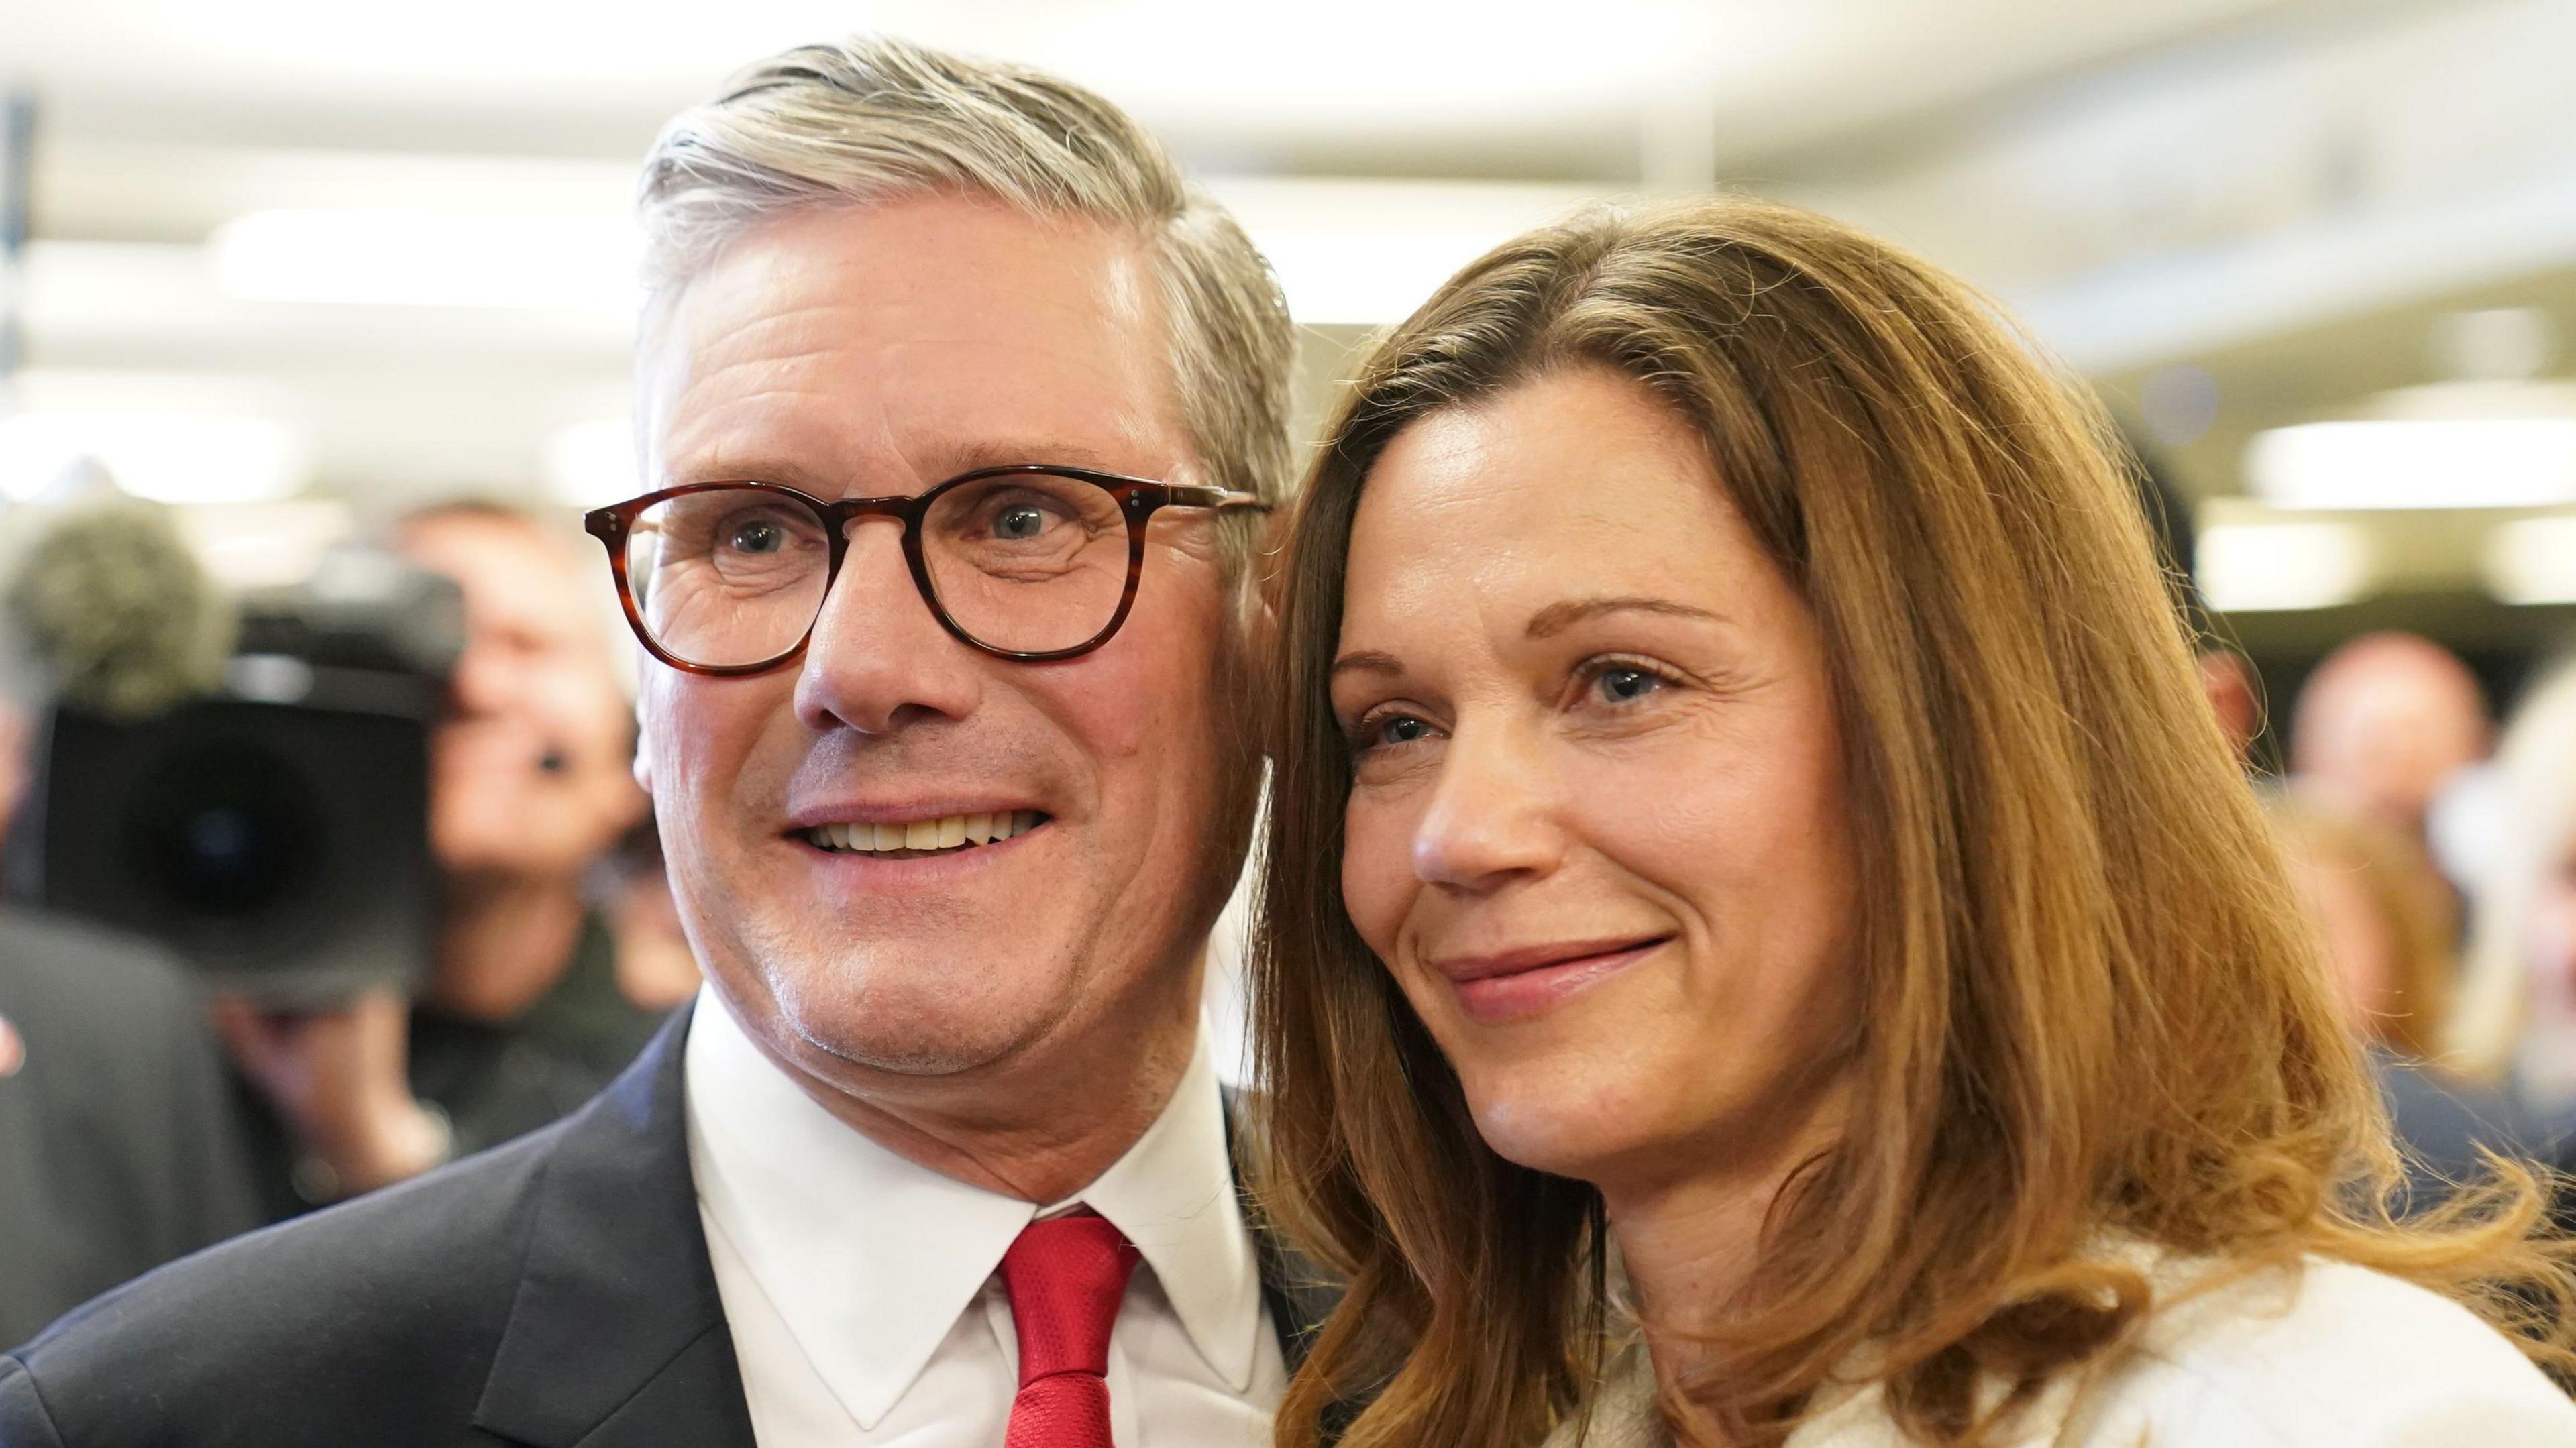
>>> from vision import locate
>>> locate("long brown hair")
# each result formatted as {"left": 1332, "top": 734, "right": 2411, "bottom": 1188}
{"left": 1248, "top": 197, "right": 2574, "bottom": 1448}
{"left": 2266, "top": 790, "right": 2460, "bottom": 1064}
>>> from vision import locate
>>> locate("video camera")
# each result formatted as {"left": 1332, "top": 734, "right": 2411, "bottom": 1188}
{"left": 3, "top": 549, "right": 463, "bottom": 1005}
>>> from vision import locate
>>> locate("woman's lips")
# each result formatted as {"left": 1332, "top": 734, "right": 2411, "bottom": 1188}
{"left": 1432, "top": 937, "right": 1670, "bottom": 1024}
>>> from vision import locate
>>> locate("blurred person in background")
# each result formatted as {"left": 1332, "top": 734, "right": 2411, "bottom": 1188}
{"left": 598, "top": 815, "right": 704, "bottom": 1013}
{"left": 2453, "top": 660, "right": 2576, "bottom": 1134}
{"left": 2267, "top": 791, "right": 2536, "bottom": 1209}
{"left": 0, "top": 624, "right": 264, "bottom": 1345}
{"left": 2291, "top": 632, "right": 2492, "bottom": 845}
{"left": 215, "top": 500, "right": 659, "bottom": 1214}
{"left": 1, "top": 35, "right": 1322, "bottom": 1447}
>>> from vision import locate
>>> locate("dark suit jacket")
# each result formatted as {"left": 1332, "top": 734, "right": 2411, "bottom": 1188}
{"left": 0, "top": 908, "right": 264, "bottom": 1347}
{"left": 1, "top": 1005, "right": 1333, "bottom": 1447}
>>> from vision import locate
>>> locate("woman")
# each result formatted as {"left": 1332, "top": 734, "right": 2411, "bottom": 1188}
{"left": 1248, "top": 197, "right": 2576, "bottom": 1447}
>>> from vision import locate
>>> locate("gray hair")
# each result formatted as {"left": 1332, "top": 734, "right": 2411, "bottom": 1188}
{"left": 637, "top": 36, "right": 1297, "bottom": 573}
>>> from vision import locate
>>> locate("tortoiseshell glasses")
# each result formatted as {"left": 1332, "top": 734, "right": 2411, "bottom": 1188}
{"left": 584, "top": 465, "right": 1267, "bottom": 676}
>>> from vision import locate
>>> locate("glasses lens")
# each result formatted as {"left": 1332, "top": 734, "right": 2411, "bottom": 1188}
{"left": 625, "top": 488, "right": 830, "bottom": 668}
{"left": 922, "top": 473, "right": 1130, "bottom": 654}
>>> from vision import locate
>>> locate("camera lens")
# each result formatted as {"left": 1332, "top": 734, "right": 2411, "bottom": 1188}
{"left": 128, "top": 740, "right": 323, "bottom": 921}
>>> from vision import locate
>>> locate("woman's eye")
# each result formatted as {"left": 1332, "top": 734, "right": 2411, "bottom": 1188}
{"left": 1350, "top": 712, "right": 1435, "bottom": 756}
{"left": 1378, "top": 716, "right": 1433, "bottom": 746}
{"left": 1595, "top": 667, "right": 1664, "bottom": 703}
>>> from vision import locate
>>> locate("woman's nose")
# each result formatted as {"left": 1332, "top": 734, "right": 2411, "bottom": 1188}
{"left": 1410, "top": 724, "right": 1566, "bottom": 894}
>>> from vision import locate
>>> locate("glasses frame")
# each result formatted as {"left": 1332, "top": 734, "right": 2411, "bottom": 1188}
{"left": 584, "top": 464, "right": 1267, "bottom": 676}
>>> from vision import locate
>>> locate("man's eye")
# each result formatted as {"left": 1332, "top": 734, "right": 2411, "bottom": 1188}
{"left": 994, "top": 504, "right": 1050, "bottom": 541}
{"left": 727, "top": 518, "right": 786, "bottom": 555}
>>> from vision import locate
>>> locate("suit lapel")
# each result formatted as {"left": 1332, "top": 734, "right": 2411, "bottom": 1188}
{"left": 472, "top": 1005, "right": 756, "bottom": 1448}
{"left": 1223, "top": 1086, "right": 1342, "bottom": 1370}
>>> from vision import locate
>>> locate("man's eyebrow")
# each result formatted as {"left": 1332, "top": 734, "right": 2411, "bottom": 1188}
{"left": 1330, "top": 649, "right": 1406, "bottom": 681}
{"left": 667, "top": 440, "right": 1135, "bottom": 495}
{"left": 667, "top": 453, "right": 839, "bottom": 492}
{"left": 1525, "top": 596, "right": 1726, "bottom": 639}
{"left": 935, "top": 438, "right": 1132, "bottom": 475}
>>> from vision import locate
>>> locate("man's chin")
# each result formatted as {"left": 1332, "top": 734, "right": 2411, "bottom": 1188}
{"left": 755, "top": 968, "right": 1063, "bottom": 1080}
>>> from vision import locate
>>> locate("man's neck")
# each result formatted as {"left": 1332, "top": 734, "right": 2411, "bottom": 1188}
{"left": 735, "top": 979, "right": 1204, "bottom": 1206}
{"left": 431, "top": 871, "right": 590, "bottom": 1022}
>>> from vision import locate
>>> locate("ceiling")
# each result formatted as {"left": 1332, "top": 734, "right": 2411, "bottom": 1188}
{"left": 7, "top": 0, "right": 2576, "bottom": 671}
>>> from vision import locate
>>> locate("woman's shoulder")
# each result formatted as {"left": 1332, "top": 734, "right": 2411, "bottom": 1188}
{"left": 1562, "top": 1258, "right": 2576, "bottom": 1448}
{"left": 2073, "top": 1255, "right": 2576, "bottom": 1447}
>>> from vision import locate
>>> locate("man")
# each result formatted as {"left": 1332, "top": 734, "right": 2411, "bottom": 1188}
{"left": 2290, "top": 632, "right": 2491, "bottom": 843}
{"left": 0, "top": 633, "right": 264, "bottom": 1343}
{"left": 218, "top": 503, "right": 665, "bottom": 1217}
{"left": 2, "top": 34, "right": 1312, "bottom": 1446}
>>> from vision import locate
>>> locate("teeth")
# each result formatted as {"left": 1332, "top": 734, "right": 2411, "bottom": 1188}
{"left": 806, "top": 811, "right": 1043, "bottom": 854}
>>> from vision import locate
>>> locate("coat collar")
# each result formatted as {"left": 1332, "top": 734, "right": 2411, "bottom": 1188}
{"left": 472, "top": 1007, "right": 754, "bottom": 1448}
{"left": 469, "top": 1001, "right": 1338, "bottom": 1447}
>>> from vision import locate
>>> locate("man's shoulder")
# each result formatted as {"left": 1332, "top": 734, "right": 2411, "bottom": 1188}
{"left": 4, "top": 1121, "right": 564, "bottom": 1445}
{"left": 0, "top": 908, "right": 196, "bottom": 1019}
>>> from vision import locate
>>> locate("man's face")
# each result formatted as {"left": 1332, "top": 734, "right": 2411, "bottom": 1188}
{"left": 399, "top": 514, "right": 643, "bottom": 881}
{"left": 635, "top": 197, "right": 1246, "bottom": 1082}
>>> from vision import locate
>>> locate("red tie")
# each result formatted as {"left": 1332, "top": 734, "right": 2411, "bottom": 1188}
{"left": 1000, "top": 1212, "right": 1140, "bottom": 1448}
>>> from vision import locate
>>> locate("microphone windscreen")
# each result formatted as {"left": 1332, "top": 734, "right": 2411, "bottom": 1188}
{"left": 3, "top": 498, "right": 239, "bottom": 720}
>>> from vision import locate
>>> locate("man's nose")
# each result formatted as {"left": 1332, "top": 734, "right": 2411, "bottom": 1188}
{"left": 1409, "top": 720, "right": 1566, "bottom": 895}
{"left": 791, "top": 519, "right": 985, "bottom": 735}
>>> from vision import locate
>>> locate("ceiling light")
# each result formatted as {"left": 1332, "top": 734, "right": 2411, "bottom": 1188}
{"left": 2245, "top": 418, "right": 2576, "bottom": 510}
{"left": 2194, "top": 521, "right": 2373, "bottom": 612}
{"left": 2482, "top": 515, "right": 2576, "bottom": 604}
{"left": 211, "top": 209, "right": 642, "bottom": 313}
{"left": 1253, "top": 228, "right": 1519, "bottom": 327}
{"left": 0, "top": 412, "right": 309, "bottom": 506}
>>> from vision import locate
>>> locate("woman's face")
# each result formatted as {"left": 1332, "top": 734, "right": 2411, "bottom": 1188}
{"left": 1332, "top": 366, "right": 1860, "bottom": 1202}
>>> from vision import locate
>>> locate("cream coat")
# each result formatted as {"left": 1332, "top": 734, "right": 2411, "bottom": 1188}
{"left": 1545, "top": 1256, "right": 2576, "bottom": 1448}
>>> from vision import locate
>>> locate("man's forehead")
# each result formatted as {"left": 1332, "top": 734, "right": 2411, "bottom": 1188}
{"left": 637, "top": 198, "right": 1182, "bottom": 491}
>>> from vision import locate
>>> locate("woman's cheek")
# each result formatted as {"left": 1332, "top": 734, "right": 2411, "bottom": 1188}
{"left": 1340, "top": 793, "right": 1414, "bottom": 962}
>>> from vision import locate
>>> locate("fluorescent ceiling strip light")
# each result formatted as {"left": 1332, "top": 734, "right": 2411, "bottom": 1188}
{"left": 2246, "top": 418, "right": 2576, "bottom": 510}
{"left": 1251, "top": 227, "right": 1520, "bottom": 327}
{"left": 211, "top": 209, "right": 643, "bottom": 313}
{"left": 2194, "top": 521, "right": 2373, "bottom": 612}
{"left": 2482, "top": 515, "right": 2576, "bottom": 604}
{"left": 0, "top": 412, "right": 308, "bottom": 505}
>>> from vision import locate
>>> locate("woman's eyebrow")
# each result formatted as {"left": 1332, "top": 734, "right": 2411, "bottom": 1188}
{"left": 1525, "top": 596, "right": 1725, "bottom": 639}
{"left": 1330, "top": 649, "right": 1406, "bottom": 681}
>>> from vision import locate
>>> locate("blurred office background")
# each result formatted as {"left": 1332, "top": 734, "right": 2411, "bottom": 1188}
{"left": 7, "top": 0, "right": 2576, "bottom": 1094}
{"left": 9, "top": 0, "right": 2576, "bottom": 700}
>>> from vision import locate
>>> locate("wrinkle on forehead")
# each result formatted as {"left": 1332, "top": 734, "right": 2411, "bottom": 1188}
{"left": 638, "top": 199, "right": 1186, "bottom": 496}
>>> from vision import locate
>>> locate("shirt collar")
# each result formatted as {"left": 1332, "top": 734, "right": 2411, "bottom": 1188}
{"left": 682, "top": 984, "right": 1263, "bottom": 1429}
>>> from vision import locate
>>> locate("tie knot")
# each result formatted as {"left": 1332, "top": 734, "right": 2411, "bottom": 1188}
{"left": 1000, "top": 1213, "right": 1140, "bottom": 1386}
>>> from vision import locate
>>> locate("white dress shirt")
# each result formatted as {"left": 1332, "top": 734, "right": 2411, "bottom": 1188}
{"left": 684, "top": 987, "right": 1285, "bottom": 1447}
